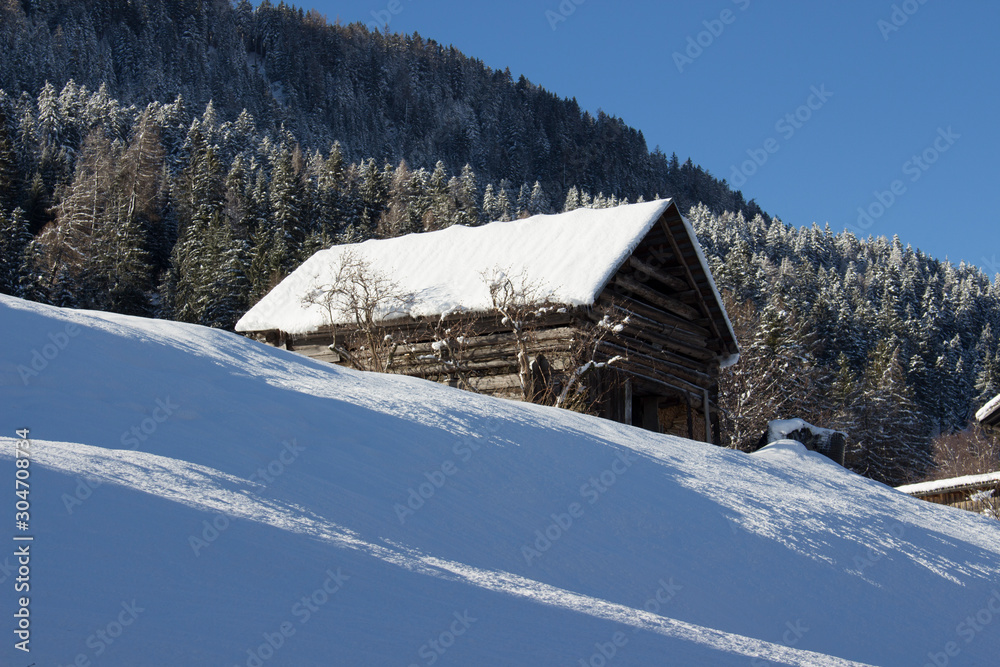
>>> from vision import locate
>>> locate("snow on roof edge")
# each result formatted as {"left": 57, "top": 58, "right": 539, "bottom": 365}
{"left": 237, "top": 199, "right": 674, "bottom": 334}
{"left": 976, "top": 393, "right": 1000, "bottom": 423}
{"left": 580, "top": 198, "right": 672, "bottom": 303}
{"left": 896, "top": 470, "right": 1000, "bottom": 496}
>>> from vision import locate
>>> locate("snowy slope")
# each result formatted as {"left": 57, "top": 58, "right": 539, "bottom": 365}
{"left": 3, "top": 294, "right": 1000, "bottom": 666}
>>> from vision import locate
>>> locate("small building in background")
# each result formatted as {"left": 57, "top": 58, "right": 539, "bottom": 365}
{"left": 895, "top": 394, "right": 1000, "bottom": 517}
{"left": 896, "top": 472, "right": 1000, "bottom": 515}
{"left": 237, "top": 199, "right": 739, "bottom": 442}
{"left": 976, "top": 393, "right": 1000, "bottom": 432}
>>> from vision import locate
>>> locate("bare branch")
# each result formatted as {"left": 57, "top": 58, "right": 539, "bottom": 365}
{"left": 301, "top": 250, "right": 413, "bottom": 372}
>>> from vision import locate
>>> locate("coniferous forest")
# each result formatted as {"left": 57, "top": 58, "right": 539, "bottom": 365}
{"left": 1, "top": 0, "right": 998, "bottom": 485}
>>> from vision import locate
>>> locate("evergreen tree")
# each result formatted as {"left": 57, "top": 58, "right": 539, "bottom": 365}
{"left": 0, "top": 207, "right": 31, "bottom": 295}
{"left": 481, "top": 183, "right": 499, "bottom": 223}
{"left": 454, "top": 164, "right": 478, "bottom": 226}
{"left": 528, "top": 180, "right": 549, "bottom": 215}
{"left": 851, "top": 342, "right": 932, "bottom": 485}
{"left": 0, "top": 108, "right": 20, "bottom": 212}
{"left": 269, "top": 141, "right": 306, "bottom": 269}
{"left": 496, "top": 179, "right": 513, "bottom": 221}
{"left": 563, "top": 186, "right": 580, "bottom": 212}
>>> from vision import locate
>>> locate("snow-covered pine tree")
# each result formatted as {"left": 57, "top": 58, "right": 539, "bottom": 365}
{"left": 528, "top": 180, "right": 549, "bottom": 215}
{"left": 0, "top": 207, "right": 31, "bottom": 295}
{"left": 850, "top": 342, "right": 932, "bottom": 485}
{"left": 480, "top": 183, "right": 499, "bottom": 223}
{"left": 454, "top": 164, "right": 479, "bottom": 226}
{"left": 269, "top": 141, "right": 306, "bottom": 270}
{"left": 562, "top": 186, "right": 580, "bottom": 212}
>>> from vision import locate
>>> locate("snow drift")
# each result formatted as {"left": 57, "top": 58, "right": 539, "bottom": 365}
{"left": 2, "top": 294, "right": 999, "bottom": 666}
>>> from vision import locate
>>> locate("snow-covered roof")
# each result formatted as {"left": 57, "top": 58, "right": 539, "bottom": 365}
{"left": 237, "top": 199, "right": 738, "bottom": 364}
{"left": 765, "top": 418, "right": 843, "bottom": 443}
{"left": 896, "top": 471, "right": 1000, "bottom": 497}
{"left": 976, "top": 393, "right": 1000, "bottom": 426}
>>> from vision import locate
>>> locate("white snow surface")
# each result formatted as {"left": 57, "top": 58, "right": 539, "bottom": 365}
{"left": 976, "top": 392, "right": 1000, "bottom": 423}
{"left": 897, "top": 470, "right": 1000, "bottom": 496}
{"left": 237, "top": 199, "right": 672, "bottom": 334}
{"left": 3, "top": 294, "right": 1000, "bottom": 665}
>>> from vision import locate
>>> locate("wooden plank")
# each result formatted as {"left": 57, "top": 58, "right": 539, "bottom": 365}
{"left": 702, "top": 387, "right": 712, "bottom": 444}
{"left": 328, "top": 309, "right": 578, "bottom": 338}
{"left": 586, "top": 305, "right": 715, "bottom": 365}
{"left": 686, "top": 395, "right": 694, "bottom": 439}
{"left": 598, "top": 341, "right": 713, "bottom": 393}
{"left": 614, "top": 320, "right": 716, "bottom": 363}
{"left": 289, "top": 343, "right": 342, "bottom": 362}
{"left": 598, "top": 292, "right": 712, "bottom": 338}
{"left": 608, "top": 333, "right": 714, "bottom": 383}
{"left": 611, "top": 274, "right": 704, "bottom": 322}
{"left": 399, "top": 326, "right": 578, "bottom": 355}
{"left": 626, "top": 255, "right": 690, "bottom": 293}
{"left": 597, "top": 305, "right": 709, "bottom": 349}
{"left": 659, "top": 214, "right": 728, "bottom": 350}
{"left": 616, "top": 363, "right": 703, "bottom": 407}
{"left": 466, "top": 373, "right": 523, "bottom": 392}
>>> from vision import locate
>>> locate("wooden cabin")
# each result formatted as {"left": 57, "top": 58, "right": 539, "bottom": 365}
{"left": 896, "top": 472, "right": 1000, "bottom": 514}
{"left": 236, "top": 199, "right": 739, "bottom": 442}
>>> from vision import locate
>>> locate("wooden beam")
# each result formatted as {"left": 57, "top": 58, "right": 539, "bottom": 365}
{"left": 611, "top": 274, "right": 704, "bottom": 322}
{"left": 293, "top": 310, "right": 579, "bottom": 346}
{"left": 599, "top": 341, "right": 712, "bottom": 394}
{"left": 703, "top": 388, "right": 712, "bottom": 444}
{"left": 685, "top": 395, "right": 694, "bottom": 440}
{"left": 626, "top": 255, "right": 690, "bottom": 293}
{"left": 616, "top": 363, "right": 703, "bottom": 407}
{"left": 600, "top": 291, "right": 712, "bottom": 339}
{"left": 604, "top": 333, "right": 714, "bottom": 384}
{"left": 624, "top": 378, "right": 633, "bottom": 425}
{"left": 659, "top": 214, "right": 728, "bottom": 349}
{"left": 584, "top": 308, "right": 711, "bottom": 361}
{"left": 614, "top": 321, "right": 716, "bottom": 364}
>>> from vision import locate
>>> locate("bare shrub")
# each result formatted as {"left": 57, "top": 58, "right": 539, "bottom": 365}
{"left": 301, "top": 250, "right": 413, "bottom": 372}
{"left": 930, "top": 425, "right": 1000, "bottom": 480}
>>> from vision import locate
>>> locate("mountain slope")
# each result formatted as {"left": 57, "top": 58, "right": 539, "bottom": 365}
{"left": 2, "top": 294, "right": 999, "bottom": 665}
{"left": 0, "top": 0, "right": 766, "bottom": 217}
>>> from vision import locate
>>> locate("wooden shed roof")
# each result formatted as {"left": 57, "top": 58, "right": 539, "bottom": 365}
{"left": 896, "top": 470, "right": 1000, "bottom": 498}
{"left": 976, "top": 393, "right": 1000, "bottom": 428}
{"left": 237, "top": 199, "right": 739, "bottom": 366}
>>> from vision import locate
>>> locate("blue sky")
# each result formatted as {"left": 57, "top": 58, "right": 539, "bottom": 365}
{"left": 280, "top": 0, "right": 998, "bottom": 273}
